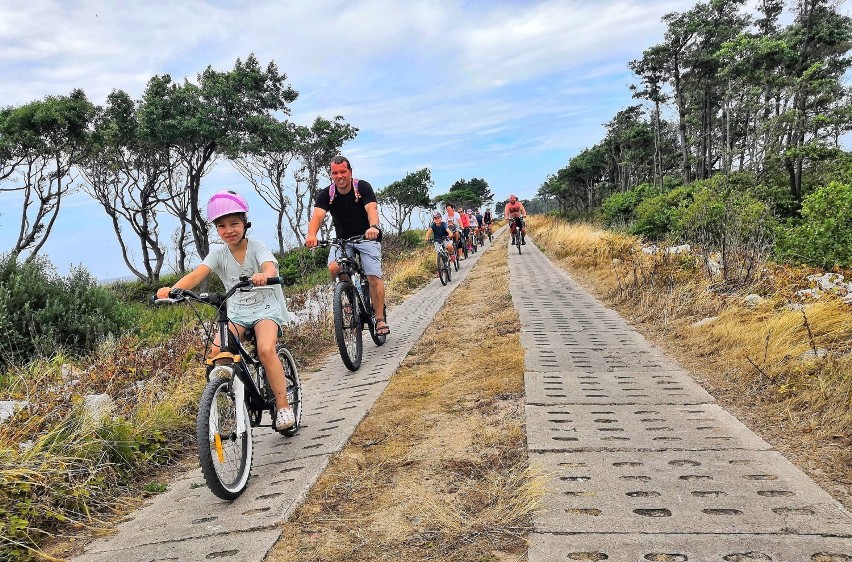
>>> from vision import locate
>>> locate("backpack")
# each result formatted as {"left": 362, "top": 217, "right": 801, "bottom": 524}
{"left": 328, "top": 178, "right": 361, "bottom": 206}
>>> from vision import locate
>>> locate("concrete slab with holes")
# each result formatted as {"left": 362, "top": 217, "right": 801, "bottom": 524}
{"left": 73, "top": 234, "right": 498, "bottom": 562}
{"left": 508, "top": 237, "right": 852, "bottom": 561}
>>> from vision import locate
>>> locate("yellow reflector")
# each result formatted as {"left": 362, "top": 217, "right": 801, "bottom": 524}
{"left": 214, "top": 433, "right": 225, "bottom": 463}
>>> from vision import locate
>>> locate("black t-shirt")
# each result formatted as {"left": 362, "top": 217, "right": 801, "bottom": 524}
{"left": 314, "top": 180, "right": 378, "bottom": 239}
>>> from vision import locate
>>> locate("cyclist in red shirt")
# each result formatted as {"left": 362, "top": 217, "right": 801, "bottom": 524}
{"left": 504, "top": 195, "right": 527, "bottom": 245}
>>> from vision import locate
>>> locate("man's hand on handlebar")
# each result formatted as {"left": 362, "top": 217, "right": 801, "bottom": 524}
{"left": 305, "top": 234, "right": 318, "bottom": 248}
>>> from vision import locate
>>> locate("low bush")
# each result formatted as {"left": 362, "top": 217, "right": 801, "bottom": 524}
{"left": 675, "top": 186, "right": 777, "bottom": 282}
{"left": 602, "top": 183, "right": 655, "bottom": 228}
{"left": 0, "top": 256, "right": 133, "bottom": 367}
{"left": 631, "top": 184, "right": 697, "bottom": 240}
{"left": 776, "top": 181, "right": 852, "bottom": 269}
{"left": 276, "top": 246, "right": 330, "bottom": 287}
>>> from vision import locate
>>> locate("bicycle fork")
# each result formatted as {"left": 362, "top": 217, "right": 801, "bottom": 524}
{"left": 208, "top": 365, "right": 249, "bottom": 447}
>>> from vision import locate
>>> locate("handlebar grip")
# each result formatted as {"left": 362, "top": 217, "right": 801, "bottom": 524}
{"left": 266, "top": 277, "right": 282, "bottom": 286}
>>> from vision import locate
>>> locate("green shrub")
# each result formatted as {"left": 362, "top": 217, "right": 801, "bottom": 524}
{"left": 0, "top": 256, "right": 133, "bottom": 367}
{"left": 602, "top": 183, "right": 655, "bottom": 228}
{"left": 276, "top": 246, "right": 330, "bottom": 287}
{"left": 776, "top": 181, "right": 852, "bottom": 268}
{"left": 380, "top": 231, "right": 425, "bottom": 257}
{"left": 107, "top": 273, "right": 184, "bottom": 304}
{"left": 631, "top": 185, "right": 696, "bottom": 240}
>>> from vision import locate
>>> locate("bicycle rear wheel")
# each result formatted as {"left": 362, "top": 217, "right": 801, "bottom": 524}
{"left": 197, "top": 377, "right": 252, "bottom": 500}
{"left": 277, "top": 344, "right": 302, "bottom": 436}
{"left": 333, "top": 281, "right": 362, "bottom": 371}
{"left": 445, "top": 254, "right": 452, "bottom": 282}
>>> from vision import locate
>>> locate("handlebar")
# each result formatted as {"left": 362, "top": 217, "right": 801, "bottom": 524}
{"left": 153, "top": 276, "right": 282, "bottom": 305}
{"left": 315, "top": 235, "right": 367, "bottom": 248}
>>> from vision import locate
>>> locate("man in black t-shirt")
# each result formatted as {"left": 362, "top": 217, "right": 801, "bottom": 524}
{"left": 306, "top": 155, "right": 388, "bottom": 335}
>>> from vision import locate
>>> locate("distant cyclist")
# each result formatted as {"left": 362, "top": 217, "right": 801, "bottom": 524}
{"left": 483, "top": 207, "right": 493, "bottom": 229}
{"left": 459, "top": 207, "right": 472, "bottom": 251}
{"left": 443, "top": 203, "right": 464, "bottom": 260}
{"left": 470, "top": 209, "right": 483, "bottom": 239}
{"left": 504, "top": 195, "right": 527, "bottom": 245}
{"left": 424, "top": 211, "right": 455, "bottom": 268}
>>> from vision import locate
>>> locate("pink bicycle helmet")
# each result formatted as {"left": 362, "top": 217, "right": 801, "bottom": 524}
{"left": 207, "top": 190, "right": 249, "bottom": 223}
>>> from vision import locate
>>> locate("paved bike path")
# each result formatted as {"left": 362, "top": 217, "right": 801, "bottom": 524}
{"left": 509, "top": 236, "right": 852, "bottom": 561}
{"left": 74, "top": 241, "right": 493, "bottom": 562}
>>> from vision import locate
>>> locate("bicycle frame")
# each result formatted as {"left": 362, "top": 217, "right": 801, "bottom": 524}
{"left": 326, "top": 237, "right": 373, "bottom": 327}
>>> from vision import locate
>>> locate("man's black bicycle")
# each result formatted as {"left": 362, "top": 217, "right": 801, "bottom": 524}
{"left": 318, "top": 236, "right": 387, "bottom": 371}
{"left": 156, "top": 277, "right": 303, "bottom": 500}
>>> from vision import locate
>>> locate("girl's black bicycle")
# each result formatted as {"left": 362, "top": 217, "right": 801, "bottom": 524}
{"left": 156, "top": 277, "right": 302, "bottom": 500}
{"left": 318, "top": 236, "right": 387, "bottom": 371}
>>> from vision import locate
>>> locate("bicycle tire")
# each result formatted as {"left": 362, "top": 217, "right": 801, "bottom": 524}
{"left": 517, "top": 233, "right": 522, "bottom": 254}
{"left": 277, "top": 344, "right": 302, "bottom": 436}
{"left": 445, "top": 254, "right": 452, "bottom": 282}
{"left": 197, "top": 377, "right": 252, "bottom": 500}
{"left": 462, "top": 240, "right": 468, "bottom": 260}
{"left": 333, "top": 281, "right": 362, "bottom": 371}
{"left": 453, "top": 252, "right": 460, "bottom": 271}
{"left": 438, "top": 253, "right": 448, "bottom": 285}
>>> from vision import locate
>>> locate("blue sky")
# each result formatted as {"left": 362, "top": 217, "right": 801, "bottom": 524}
{"left": 0, "top": 0, "right": 802, "bottom": 279}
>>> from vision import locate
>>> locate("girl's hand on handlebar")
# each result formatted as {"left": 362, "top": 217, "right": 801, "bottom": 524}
{"left": 251, "top": 272, "right": 269, "bottom": 286}
{"left": 156, "top": 286, "right": 172, "bottom": 299}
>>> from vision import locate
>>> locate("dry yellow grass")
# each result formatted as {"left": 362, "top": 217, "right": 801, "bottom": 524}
{"left": 526, "top": 214, "right": 852, "bottom": 508}
{"left": 267, "top": 232, "right": 545, "bottom": 562}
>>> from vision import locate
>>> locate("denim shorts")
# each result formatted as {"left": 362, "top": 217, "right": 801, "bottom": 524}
{"left": 328, "top": 240, "right": 383, "bottom": 278}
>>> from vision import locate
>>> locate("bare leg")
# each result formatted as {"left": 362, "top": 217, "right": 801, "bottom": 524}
{"left": 368, "top": 275, "right": 386, "bottom": 326}
{"left": 253, "top": 319, "right": 289, "bottom": 410}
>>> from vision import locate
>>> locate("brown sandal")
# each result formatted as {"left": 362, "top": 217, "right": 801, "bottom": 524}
{"left": 375, "top": 318, "right": 390, "bottom": 336}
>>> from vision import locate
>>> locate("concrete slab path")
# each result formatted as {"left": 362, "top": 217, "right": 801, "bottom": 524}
{"left": 73, "top": 240, "right": 491, "bottom": 562}
{"left": 509, "top": 235, "right": 852, "bottom": 561}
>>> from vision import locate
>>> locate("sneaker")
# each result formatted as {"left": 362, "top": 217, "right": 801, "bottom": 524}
{"left": 275, "top": 408, "right": 295, "bottom": 431}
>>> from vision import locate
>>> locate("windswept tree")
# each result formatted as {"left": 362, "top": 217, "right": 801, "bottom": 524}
{"left": 779, "top": 0, "right": 852, "bottom": 201}
{"left": 377, "top": 168, "right": 433, "bottom": 235}
{"left": 79, "top": 90, "right": 178, "bottom": 283}
{"left": 139, "top": 55, "right": 299, "bottom": 261}
{"left": 434, "top": 177, "right": 493, "bottom": 210}
{"left": 0, "top": 89, "right": 94, "bottom": 260}
{"left": 291, "top": 116, "right": 358, "bottom": 240}
{"left": 231, "top": 118, "right": 299, "bottom": 254}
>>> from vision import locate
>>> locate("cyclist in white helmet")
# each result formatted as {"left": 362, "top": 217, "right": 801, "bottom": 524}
{"left": 157, "top": 190, "right": 296, "bottom": 430}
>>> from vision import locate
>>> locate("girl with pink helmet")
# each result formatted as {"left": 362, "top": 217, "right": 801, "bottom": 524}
{"left": 157, "top": 190, "right": 296, "bottom": 430}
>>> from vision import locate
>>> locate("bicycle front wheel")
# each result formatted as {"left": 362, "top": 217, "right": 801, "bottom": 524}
{"left": 438, "top": 254, "right": 448, "bottom": 285}
{"left": 333, "top": 281, "right": 363, "bottom": 371}
{"left": 197, "top": 377, "right": 252, "bottom": 500}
